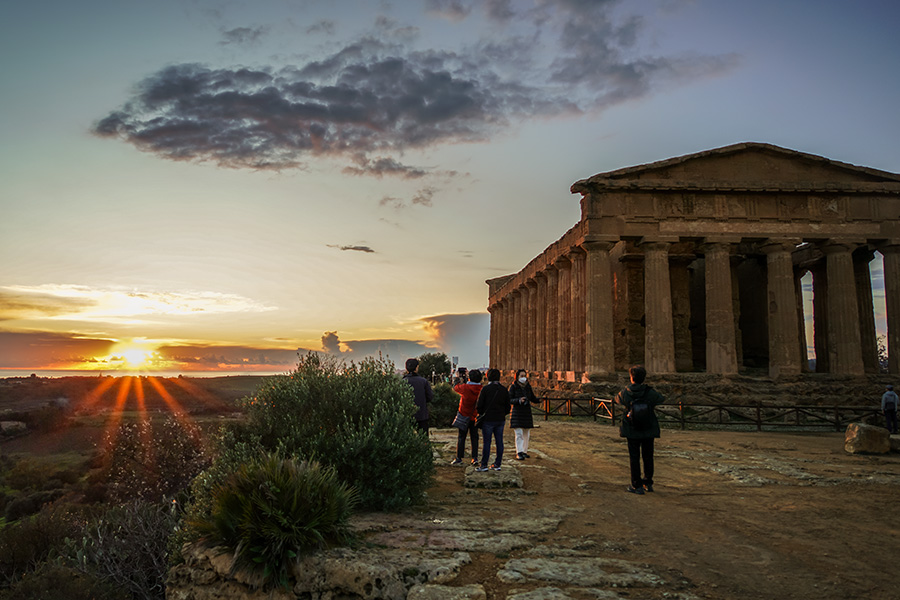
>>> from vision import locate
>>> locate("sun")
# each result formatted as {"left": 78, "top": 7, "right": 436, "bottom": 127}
{"left": 107, "top": 341, "right": 161, "bottom": 370}
{"left": 120, "top": 347, "right": 153, "bottom": 367}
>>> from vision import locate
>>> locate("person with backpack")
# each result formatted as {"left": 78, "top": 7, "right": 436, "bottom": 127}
{"left": 882, "top": 384, "right": 898, "bottom": 434}
{"left": 616, "top": 365, "right": 665, "bottom": 495}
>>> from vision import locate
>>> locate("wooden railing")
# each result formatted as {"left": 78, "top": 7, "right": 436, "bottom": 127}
{"left": 534, "top": 397, "right": 883, "bottom": 432}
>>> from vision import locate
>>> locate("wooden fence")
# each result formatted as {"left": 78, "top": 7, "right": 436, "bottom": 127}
{"left": 534, "top": 397, "right": 883, "bottom": 432}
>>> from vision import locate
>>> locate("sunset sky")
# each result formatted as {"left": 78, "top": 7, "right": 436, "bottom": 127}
{"left": 2, "top": 0, "right": 899, "bottom": 375}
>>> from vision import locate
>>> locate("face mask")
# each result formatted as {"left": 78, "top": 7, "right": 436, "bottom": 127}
{"left": 518, "top": 376, "right": 527, "bottom": 384}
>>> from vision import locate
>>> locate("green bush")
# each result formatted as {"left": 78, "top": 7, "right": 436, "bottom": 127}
{"left": 235, "top": 353, "right": 434, "bottom": 511}
{"left": 63, "top": 501, "right": 178, "bottom": 600}
{"left": 430, "top": 382, "right": 460, "bottom": 428}
{"left": 190, "top": 455, "right": 356, "bottom": 588}
{"left": 0, "top": 504, "right": 88, "bottom": 586}
{"left": 99, "top": 416, "right": 209, "bottom": 504}
{"left": 3, "top": 490, "right": 64, "bottom": 523}
{"left": 0, "top": 561, "right": 127, "bottom": 600}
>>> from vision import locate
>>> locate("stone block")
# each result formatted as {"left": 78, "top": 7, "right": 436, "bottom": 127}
{"left": 891, "top": 434, "right": 900, "bottom": 453}
{"left": 844, "top": 422, "right": 890, "bottom": 454}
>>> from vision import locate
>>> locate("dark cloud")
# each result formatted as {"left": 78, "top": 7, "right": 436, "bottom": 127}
{"left": 378, "top": 187, "right": 436, "bottom": 210}
{"left": 327, "top": 244, "right": 375, "bottom": 253}
{"left": 411, "top": 187, "right": 435, "bottom": 207}
{"left": 155, "top": 344, "right": 302, "bottom": 370}
{"left": 342, "top": 155, "right": 428, "bottom": 179}
{"left": 94, "top": 3, "right": 738, "bottom": 172}
{"left": 306, "top": 20, "right": 337, "bottom": 36}
{"left": 0, "top": 331, "right": 115, "bottom": 369}
{"left": 317, "top": 331, "right": 430, "bottom": 365}
{"left": 220, "top": 26, "right": 268, "bottom": 46}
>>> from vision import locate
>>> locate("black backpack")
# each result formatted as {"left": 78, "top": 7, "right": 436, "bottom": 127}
{"left": 627, "top": 392, "right": 653, "bottom": 430}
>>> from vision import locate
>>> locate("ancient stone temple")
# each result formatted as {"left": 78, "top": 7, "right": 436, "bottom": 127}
{"left": 486, "top": 143, "right": 900, "bottom": 381}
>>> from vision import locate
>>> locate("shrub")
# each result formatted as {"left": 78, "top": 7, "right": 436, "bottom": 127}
{"left": 190, "top": 455, "right": 356, "bottom": 588}
{"left": 99, "top": 415, "right": 209, "bottom": 504}
{"left": 63, "top": 501, "right": 178, "bottom": 600}
{"left": 235, "top": 353, "right": 434, "bottom": 511}
{"left": 4, "top": 459, "right": 56, "bottom": 492}
{"left": 0, "top": 504, "right": 88, "bottom": 586}
{"left": 430, "top": 382, "right": 460, "bottom": 428}
{"left": 0, "top": 561, "right": 127, "bottom": 600}
{"left": 3, "top": 490, "right": 64, "bottom": 523}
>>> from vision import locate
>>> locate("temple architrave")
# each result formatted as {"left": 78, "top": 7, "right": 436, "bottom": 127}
{"left": 486, "top": 143, "right": 900, "bottom": 384}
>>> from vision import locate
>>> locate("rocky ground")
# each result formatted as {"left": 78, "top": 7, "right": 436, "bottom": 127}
{"left": 397, "top": 421, "right": 900, "bottom": 600}
{"left": 169, "top": 420, "right": 900, "bottom": 600}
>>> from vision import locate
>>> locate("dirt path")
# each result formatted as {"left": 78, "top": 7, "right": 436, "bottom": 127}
{"left": 422, "top": 421, "right": 900, "bottom": 600}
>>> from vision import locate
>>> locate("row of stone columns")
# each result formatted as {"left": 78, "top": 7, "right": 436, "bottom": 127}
{"left": 490, "top": 238, "right": 900, "bottom": 377}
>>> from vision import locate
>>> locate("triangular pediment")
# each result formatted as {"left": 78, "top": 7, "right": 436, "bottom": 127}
{"left": 572, "top": 143, "right": 900, "bottom": 192}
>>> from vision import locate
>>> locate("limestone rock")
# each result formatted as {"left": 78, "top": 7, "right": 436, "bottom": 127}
{"left": 407, "top": 584, "right": 486, "bottom": 599}
{"left": 497, "top": 557, "right": 664, "bottom": 588}
{"left": 464, "top": 464, "right": 523, "bottom": 488}
{"left": 0, "top": 421, "right": 27, "bottom": 435}
{"left": 844, "top": 422, "right": 890, "bottom": 454}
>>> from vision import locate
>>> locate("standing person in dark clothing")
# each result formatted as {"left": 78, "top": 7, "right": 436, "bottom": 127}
{"left": 451, "top": 368, "right": 482, "bottom": 466}
{"left": 402, "top": 358, "right": 433, "bottom": 435}
{"left": 616, "top": 365, "right": 664, "bottom": 495}
{"left": 882, "top": 384, "right": 899, "bottom": 434}
{"left": 508, "top": 369, "right": 538, "bottom": 460}
{"left": 475, "top": 368, "right": 511, "bottom": 472}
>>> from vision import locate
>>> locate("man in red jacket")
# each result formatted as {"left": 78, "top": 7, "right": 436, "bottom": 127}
{"left": 450, "top": 368, "right": 482, "bottom": 465}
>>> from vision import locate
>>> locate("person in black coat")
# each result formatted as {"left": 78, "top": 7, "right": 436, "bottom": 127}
{"left": 508, "top": 369, "right": 538, "bottom": 460}
{"left": 475, "top": 368, "right": 511, "bottom": 471}
{"left": 616, "top": 365, "right": 664, "bottom": 495}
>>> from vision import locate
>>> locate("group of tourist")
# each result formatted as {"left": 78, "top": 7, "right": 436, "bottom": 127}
{"left": 403, "top": 356, "right": 665, "bottom": 494}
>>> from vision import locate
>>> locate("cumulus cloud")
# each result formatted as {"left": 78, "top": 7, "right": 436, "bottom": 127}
{"left": 156, "top": 344, "right": 301, "bottom": 370}
{"left": 93, "top": 1, "right": 737, "bottom": 172}
{"left": 318, "top": 331, "right": 430, "bottom": 364}
{"left": 420, "top": 312, "right": 490, "bottom": 366}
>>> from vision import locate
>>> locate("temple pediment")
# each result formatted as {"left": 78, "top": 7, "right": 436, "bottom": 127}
{"left": 571, "top": 143, "right": 900, "bottom": 193}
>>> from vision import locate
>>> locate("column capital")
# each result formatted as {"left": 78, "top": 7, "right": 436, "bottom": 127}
{"left": 820, "top": 240, "right": 859, "bottom": 255}
{"left": 638, "top": 238, "right": 675, "bottom": 251}
{"left": 582, "top": 239, "right": 617, "bottom": 253}
{"left": 760, "top": 238, "right": 802, "bottom": 254}
{"left": 877, "top": 242, "right": 900, "bottom": 255}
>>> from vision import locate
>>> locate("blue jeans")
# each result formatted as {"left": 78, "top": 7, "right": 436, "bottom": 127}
{"left": 480, "top": 420, "right": 505, "bottom": 467}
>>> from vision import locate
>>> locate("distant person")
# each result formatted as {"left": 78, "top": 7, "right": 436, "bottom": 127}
{"left": 616, "top": 365, "right": 665, "bottom": 495}
{"left": 402, "top": 358, "right": 433, "bottom": 435}
{"left": 475, "top": 368, "right": 511, "bottom": 472}
{"left": 450, "top": 368, "right": 482, "bottom": 466}
{"left": 508, "top": 369, "right": 538, "bottom": 460}
{"left": 882, "top": 384, "right": 898, "bottom": 434}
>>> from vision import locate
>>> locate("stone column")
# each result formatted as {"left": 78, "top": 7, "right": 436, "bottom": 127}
{"left": 526, "top": 280, "right": 538, "bottom": 371}
{"left": 488, "top": 303, "right": 498, "bottom": 368}
{"left": 761, "top": 240, "right": 802, "bottom": 378}
{"left": 522, "top": 284, "right": 534, "bottom": 370}
{"left": 510, "top": 290, "right": 521, "bottom": 370}
{"left": 730, "top": 255, "right": 744, "bottom": 368}
{"left": 535, "top": 273, "right": 548, "bottom": 374}
{"left": 795, "top": 268, "right": 810, "bottom": 373}
{"left": 880, "top": 245, "right": 900, "bottom": 374}
{"left": 583, "top": 240, "right": 616, "bottom": 375}
{"left": 811, "top": 262, "right": 829, "bottom": 373}
{"left": 569, "top": 248, "right": 586, "bottom": 374}
{"left": 555, "top": 256, "right": 572, "bottom": 372}
{"left": 623, "top": 255, "right": 646, "bottom": 366}
{"left": 670, "top": 256, "right": 694, "bottom": 372}
{"left": 545, "top": 266, "right": 559, "bottom": 372}
{"left": 823, "top": 242, "right": 864, "bottom": 375}
{"left": 853, "top": 248, "right": 879, "bottom": 373}
{"left": 641, "top": 241, "right": 676, "bottom": 374}
{"left": 703, "top": 242, "right": 738, "bottom": 374}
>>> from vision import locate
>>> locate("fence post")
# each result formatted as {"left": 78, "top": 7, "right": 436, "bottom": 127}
{"left": 544, "top": 398, "right": 549, "bottom": 421}
{"left": 834, "top": 406, "right": 840, "bottom": 432}
{"left": 756, "top": 401, "right": 762, "bottom": 432}
{"left": 679, "top": 401, "right": 685, "bottom": 430}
